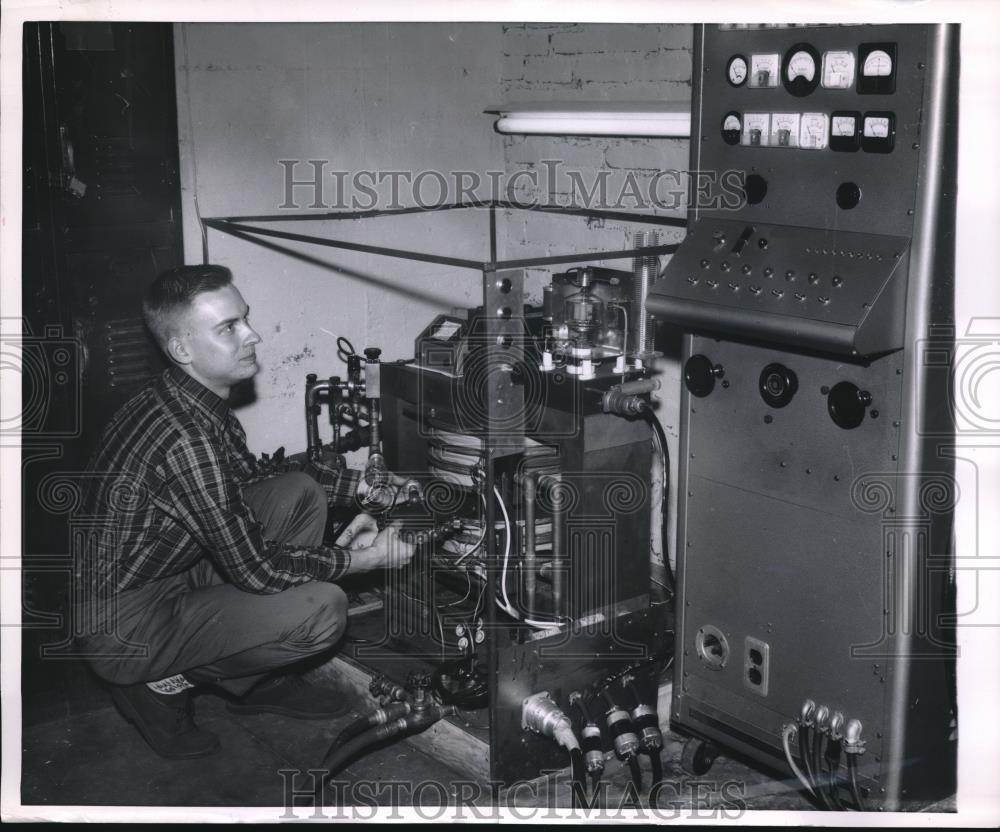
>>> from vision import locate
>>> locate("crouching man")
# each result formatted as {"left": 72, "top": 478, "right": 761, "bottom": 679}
{"left": 75, "top": 264, "right": 415, "bottom": 759}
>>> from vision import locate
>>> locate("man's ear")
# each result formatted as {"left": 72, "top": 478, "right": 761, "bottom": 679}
{"left": 166, "top": 335, "right": 192, "bottom": 366}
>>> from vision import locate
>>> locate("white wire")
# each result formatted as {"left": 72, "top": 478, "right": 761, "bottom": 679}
{"left": 494, "top": 485, "right": 519, "bottom": 618}
{"left": 782, "top": 723, "right": 816, "bottom": 797}
{"left": 494, "top": 485, "right": 562, "bottom": 630}
{"left": 453, "top": 494, "right": 490, "bottom": 565}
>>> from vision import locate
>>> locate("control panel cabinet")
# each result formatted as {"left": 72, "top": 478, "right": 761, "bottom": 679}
{"left": 649, "top": 24, "right": 958, "bottom": 810}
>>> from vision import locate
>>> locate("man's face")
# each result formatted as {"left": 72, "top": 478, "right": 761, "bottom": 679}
{"left": 173, "top": 284, "right": 262, "bottom": 398}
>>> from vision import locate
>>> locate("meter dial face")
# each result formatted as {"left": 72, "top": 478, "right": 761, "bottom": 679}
{"left": 799, "top": 113, "right": 829, "bottom": 150}
{"left": 786, "top": 50, "right": 816, "bottom": 83}
{"left": 742, "top": 112, "right": 770, "bottom": 146}
{"left": 832, "top": 115, "right": 857, "bottom": 136}
{"left": 857, "top": 43, "right": 897, "bottom": 94}
{"left": 822, "top": 50, "right": 856, "bottom": 89}
{"left": 770, "top": 113, "right": 800, "bottom": 148}
{"left": 862, "top": 49, "right": 893, "bottom": 77}
{"left": 863, "top": 116, "right": 890, "bottom": 138}
{"left": 721, "top": 111, "right": 742, "bottom": 145}
{"left": 782, "top": 43, "right": 821, "bottom": 97}
{"left": 830, "top": 111, "right": 861, "bottom": 152}
{"left": 861, "top": 112, "right": 895, "bottom": 153}
{"left": 749, "top": 54, "right": 780, "bottom": 88}
{"left": 727, "top": 55, "right": 748, "bottom": 87}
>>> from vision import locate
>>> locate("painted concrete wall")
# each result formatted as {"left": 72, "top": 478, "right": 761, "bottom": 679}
{"left": 175, "top": 21, "right": 693, "bottom": 572}
{"left": 175, "top": 22, "right": 506, "bottom": 453}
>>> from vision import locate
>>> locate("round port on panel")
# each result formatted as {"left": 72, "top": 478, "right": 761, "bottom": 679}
{"left": 695, "top": 625, "right": 729, "bottom": 671}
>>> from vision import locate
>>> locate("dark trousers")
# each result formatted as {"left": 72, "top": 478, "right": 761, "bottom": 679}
{"left": 80, "top": 472, "right": 347, "bottom": 696}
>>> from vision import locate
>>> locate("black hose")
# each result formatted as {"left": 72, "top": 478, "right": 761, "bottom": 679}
{"left": 848, "top": 756, "right": 867, "bottom": 812}
{"left": 825, "top": 740, "right": 844, "bottom": 810}
{"left": 320, "top": 721, "right": 407, "bottom": 785}
{"left": 627, "top": 755, "right": 643, "bottom": 792}
{"left": 569, "top": 748, "right": 587, "bottom": 809}
{"left": 647, "top": 749, "right": 663, "bottom": 789}
{"left": 811, "top": 731, "right": 830, "bottom": 808}
{"left": 328, "top": 701, "right": 410, "bottom": 758}
{"left": 800, "top": 724, "right": 832, "bottom": 810}
{"left": 331, "top": 715, "right": 371, "bottom": 749}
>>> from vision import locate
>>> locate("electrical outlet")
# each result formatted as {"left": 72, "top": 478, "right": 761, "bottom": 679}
{"left": 744, "top": 636, "right": 770, "bottom": 696}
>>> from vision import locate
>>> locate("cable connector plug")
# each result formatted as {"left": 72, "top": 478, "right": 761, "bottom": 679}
{"left": 522, "top": 691, "right": 580, "bottom": 751}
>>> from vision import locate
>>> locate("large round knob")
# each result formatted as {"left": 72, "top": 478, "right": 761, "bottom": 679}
{"left": 759, "top": 363, "right": 798, "bottom": 408}
{"left": 685, "top": 354, "right": 725, "bottom": 398}
{"left": 828, "top": 381, "right": 873, "bottom": 429}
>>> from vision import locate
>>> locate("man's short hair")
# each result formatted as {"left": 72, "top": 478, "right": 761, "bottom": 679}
{"left": 143, "top": 264, "right": 233, "bottom": 349}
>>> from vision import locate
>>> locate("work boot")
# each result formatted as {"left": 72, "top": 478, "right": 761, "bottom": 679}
{"left": 226, "top": 674, "right": 352, "bottom": 720}
{"left": 110, "top": 683, "right": 221, "bottom": 759}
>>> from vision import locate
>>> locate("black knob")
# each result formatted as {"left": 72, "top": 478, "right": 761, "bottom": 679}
{"left": 685, "top": 354, "right": 724, "bottom": 398}
{"left": 759, "top": 363, "right": 798, "bottom": 408}
{"left": 364, "top": 347, "right": 382, "bottom": 362}
{"left": 306, "top": 373, "right": 317, "bottom": 384}
{"left": 828, "top": 381, "right": 872, "bottom": 429}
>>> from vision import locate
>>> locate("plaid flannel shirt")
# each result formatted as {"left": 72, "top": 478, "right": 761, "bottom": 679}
{"left": 78, "top": 365, "right": 361, "bottom": 599}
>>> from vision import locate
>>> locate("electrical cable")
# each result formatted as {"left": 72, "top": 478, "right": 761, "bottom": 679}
{"left": 799, "top": 723, "right": 822, "bottom": 805}
{"left": 847, "top": 756, "right": 867, "bottom": 812}
{"left": 781, "top": 724, "right": 816, "bottom": 797}
{"left": 494, "top": 485, "right": 561, "bottom": 629}
{"left": 569, "top": 747, "right": 587, "bottom": 809}
{"left": 647, "top": 750, "right": 663, "bottom": 789}
{"left": 453, "top": 494, "right": 489, "bottom": 565}
{"left": 811, "top": 730, "right": 833, "bottom": 809}
{"left": 627, "top": 756, "right": 643, "bottom": 792}
{"left": 825, "top": 739, "right": 844, "bottom": 810}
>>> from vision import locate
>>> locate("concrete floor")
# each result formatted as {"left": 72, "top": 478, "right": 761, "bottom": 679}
{"left": 18, "top": 670, "right": 957, "bottom": 820}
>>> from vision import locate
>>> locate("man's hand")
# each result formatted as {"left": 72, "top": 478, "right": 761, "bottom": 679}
{"left": 348, "top": 523, "right": 417, "bottom": 573}
{"left": 335, "top": 513, "right": 380, "bottom": 550}
{"left": 355, "top": 471, "right": 414, "bottom": 512}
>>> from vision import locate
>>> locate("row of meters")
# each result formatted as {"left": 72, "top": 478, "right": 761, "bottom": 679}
{"left": 721, "top": 110, "right": 895, "bottom": 153}
{"left": 725, "top": 42, "right": 898, "bottom": 96}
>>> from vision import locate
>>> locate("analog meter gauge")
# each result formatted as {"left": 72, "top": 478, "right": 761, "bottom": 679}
{"left": 862, "top": 111, "right": 895, "bottom": 153}
{"left": 782, "top": 43, "right": 820, "bottom": 96}
{"left": 742, "top": 112, "right": 771, "bottom": 146}
{"left": 821, "top": 50, "right": 856, "bottom": 89}
{"left": 857, "top": 42, "right": 897, "bottom": 94}
{"left": 799, "top": 113, "right": 829, "bottom": 150}
{"left": 727, "top": 55, "right": 748, "bottom": 87}
{"left": 721, "top": 111, "right": 742, "bottom": 145}
{"left": 749, "top": 54, "right": 780, "bottom": 88}
{"left": 770, "top": 113, "right": 801, "bottom": 148}
{"left": 830, "top": 110, "right": 861, "bottom": 152}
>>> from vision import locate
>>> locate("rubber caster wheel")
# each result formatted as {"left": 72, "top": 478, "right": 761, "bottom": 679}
{"left": 680, "top": 739, "right": 719, "bottom": 776}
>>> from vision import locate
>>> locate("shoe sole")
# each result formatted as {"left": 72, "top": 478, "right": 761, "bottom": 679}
{"left": 111, "top": 688, "right": 221, "bottom": 760}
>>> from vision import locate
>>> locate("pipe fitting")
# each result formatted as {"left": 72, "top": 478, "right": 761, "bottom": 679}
{"left": 843, "top": 719, "right": 866, "bottom": 755}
